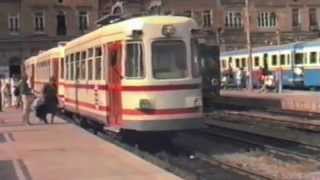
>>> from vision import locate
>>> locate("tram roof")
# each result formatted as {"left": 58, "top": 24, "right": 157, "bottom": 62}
{"left": 65, "top": 16, "right": 198, "bottom": 49}
{"left": 221, "top": 41, "right": 303, "bottom": 57}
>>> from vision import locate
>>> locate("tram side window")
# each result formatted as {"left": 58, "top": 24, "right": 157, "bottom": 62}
{"left": 222, "top": 60, "right": 226, "bottom": 69}
{"left": 126, "top": 43, "right": 144, "bottom": 78}
{"left": 241, "top": 58, "right": 246, "bottom": 67}
{"left": 75, "top": 52, "right": 81, "bottom": 79}
{"left": 95, "top": 47, "right": 102, "bottom": 80}
{"left": 88, "top": 48, "right": 94, "bottom": 80}
{"left": 280, "top": 54, "right": 286, "bottom": 65}
{"left": 70, "top": 54, "right": 74, "bottom": 80}
{"left": 60, "top": 58, "right": 64, "bottom": 79}
{"left": 235, "top": 58, "right": 240, "bottom": 68}
{"left": 65, "top": 56, "right": 69, "bottom": 80}
{"left": 228, "top": 57, "right": 232, "bottom": 67}
{"left": 304, "top": 53, "right": 308, "bottom": 64}
{"left": 287, "top": 54, "right": 291, "bottom": 65}
{"left": 272, "top": 55, "right": 277, "bottom": 66}
{"left": 310, "top": 52, "right": 317, "bottom": 64}
{"left": 80, "top": 51, "right": 86, "bottom": 80}
{"left": 254, "top": 57, "right": 260, "bottom": 67}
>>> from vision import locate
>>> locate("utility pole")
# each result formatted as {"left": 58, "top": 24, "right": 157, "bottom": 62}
{"left": 0, "top": 79, "right": 2, "bottom": 112}
{"left": 245, "top": 0, "right": 253, "bottom": 91}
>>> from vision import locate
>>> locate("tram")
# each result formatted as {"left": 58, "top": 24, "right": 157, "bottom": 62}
{"left": 26, "top": 16, "right": 207, "bottom": 132}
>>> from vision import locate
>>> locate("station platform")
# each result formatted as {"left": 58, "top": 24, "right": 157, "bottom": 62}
{"left": 0, "top": 108, "right": 181, "bottom": 180}
{"left": 210, "top": 89, "right": 320, "bottom": 114}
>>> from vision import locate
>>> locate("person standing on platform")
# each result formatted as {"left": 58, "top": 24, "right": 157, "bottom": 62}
{"left": 41, "top": 77, "right": 58, "bottom": 124}
{"left": 236, "top": 68, "right": 243, "bottom": 89}
{"left": 2, "top": 82, "right": 11, "bottom": 108}
{"left": 19, "top": 75, "right": 34, "bottom": 125}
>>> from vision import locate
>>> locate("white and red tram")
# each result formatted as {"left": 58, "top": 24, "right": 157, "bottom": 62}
{"left": 27, "top": 16, "right": 204, "bottom": 132}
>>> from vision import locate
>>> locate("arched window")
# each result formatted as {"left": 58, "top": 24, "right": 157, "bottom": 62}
{"left": 113, "top": 7, "right": 122, "bottom": 15}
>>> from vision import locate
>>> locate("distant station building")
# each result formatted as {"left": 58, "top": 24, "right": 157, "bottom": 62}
{"left": 0, "top": 0, "right": 99, "bottom": 78}
{"left": 99, "top": 0, "right": 320, "bottom": 51}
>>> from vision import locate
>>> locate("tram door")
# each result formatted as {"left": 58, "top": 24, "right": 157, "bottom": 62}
{"left": 52, "top": 59, "right": 59, "bottom": 88}
{"left": 199, "top": 44, "right": 220, "bottom": 97}
{"left": 107, "top": 42, "right": 123, "bottom": 126}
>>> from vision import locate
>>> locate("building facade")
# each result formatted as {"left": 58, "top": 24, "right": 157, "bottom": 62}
{"left": 98, "top": 0, "right": 320, "bottom": 51}
{"left": 0, "top": 0, "right": 99, "bottom": 78}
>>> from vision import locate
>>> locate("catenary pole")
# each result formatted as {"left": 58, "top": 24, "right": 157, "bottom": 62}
{"left": 245, "top": 0, "right": 253, "bottom": 91}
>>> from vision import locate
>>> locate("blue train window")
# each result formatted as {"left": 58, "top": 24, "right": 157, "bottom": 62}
{"left": 280, "top": 55, "right": 285, "bottom": 65}
{"left": 310, "top": 52, "right": 317, "bottom": 64}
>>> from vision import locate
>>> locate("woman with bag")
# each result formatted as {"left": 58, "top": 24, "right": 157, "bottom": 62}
{"left": 40, "top": 77, "right": 58, "bottom": 124}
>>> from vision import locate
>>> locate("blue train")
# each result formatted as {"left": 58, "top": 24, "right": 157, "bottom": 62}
{"left": 220, "top": 39, "right": 320, "bottom": 90}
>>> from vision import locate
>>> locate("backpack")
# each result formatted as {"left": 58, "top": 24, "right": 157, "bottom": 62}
{"left": 14, "top": 87, "right": 20, "bottom": 96}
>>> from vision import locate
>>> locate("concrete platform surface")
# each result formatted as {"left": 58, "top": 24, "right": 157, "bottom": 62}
{"left": 219, "top": 90, "right": 320, "bottom": 113}
{"left": 0, "top": 109, "right": 181, "bottom": 180}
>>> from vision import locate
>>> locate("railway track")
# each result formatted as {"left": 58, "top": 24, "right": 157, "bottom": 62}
{"left": 61, "top": 113, "right": 320, "bottom": 179}
{"left": 61, "top": 114, "right": 255, "bottom": 180}
{"left": 206, "top": 110, "right": 320, "bottom": 132}
{"left": 175, "top": 127, "right": 320, "bottom": 180}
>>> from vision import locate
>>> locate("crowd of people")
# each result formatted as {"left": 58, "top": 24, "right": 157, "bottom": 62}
{"left": 1, "top": 74, "right": 59, "bottom": 125}
{"left": 221, "top": 66, "right": 283, "bottom": 93}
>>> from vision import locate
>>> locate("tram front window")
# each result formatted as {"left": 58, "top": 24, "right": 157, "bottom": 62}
{"left": 152, "top": 40, "right": 187, "bottom": 79}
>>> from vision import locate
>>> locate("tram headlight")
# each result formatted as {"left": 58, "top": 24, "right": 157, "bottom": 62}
{"left": 162, "top": 25, "right": 176, "bottom": 37}
{"left": 139, "top": 99, "right": 153, "bottom": 110}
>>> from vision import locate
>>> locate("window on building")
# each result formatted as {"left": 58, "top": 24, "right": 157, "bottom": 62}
{"left": 57, "top": 11, "right": 66, "bottom": 36}
{"left": 95, "top": 47, "right": 102, "bottom": 80}
{"left": 184, "top": 10, "right": 192, "bottom": 18}
{"left": 257, "top": 11, "right": 277, "bottom": 28}
{"left": 8, "top": 14, "right": 19, "bottom": 33}
{"left": 79, "top": 11, "right": 89, "bottom": 32}
{"left": 149, "top": 6, "right": 161, "bottom": 15}
{"left": 309, "top": 8, "right": 318, "bottom": 27}
{"left": 126, "top": 43, "right": 144, "bottom": 78}
{"left": 34, "top": 12, "right": 45, "bottom": 32}
{"left": 272, "top": 55, "right": 278, "bottom": 66}
{"left": 292, "top": 8, "right": 300, "bottom": 27}
{"left": 310, "top": 52, "right": 317, "bottom": 64}
{"left": 80, "top": 51, "right": 86, "bottom": 80}
{"left": 225, "top": 11, "right": 242, "bottom": 28}
{"left": 254, "top": 57, "right": 260, "bottom": 67}
{"left": 280, "top": 54, "right": 286, "bottom": 65}
{"left": 202, "top": 10, "right": 212, "bottom": 28}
